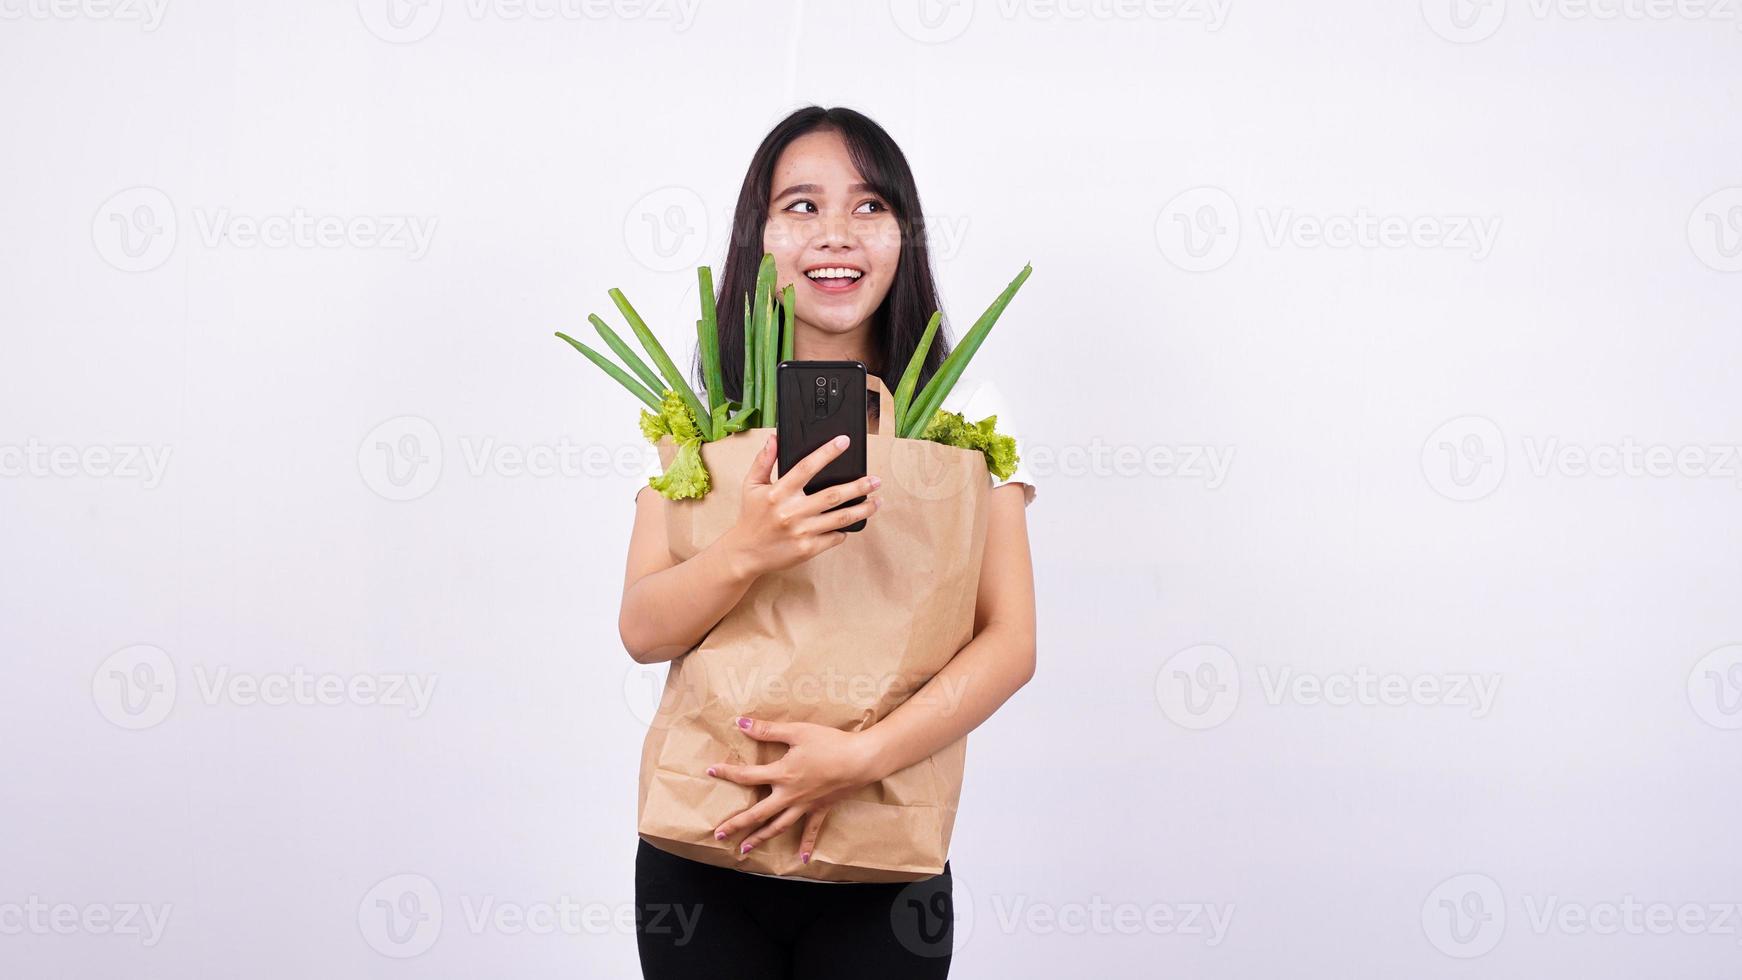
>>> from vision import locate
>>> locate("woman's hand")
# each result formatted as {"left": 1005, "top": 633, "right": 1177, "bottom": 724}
{"left": 717, "top": 433, "right": 882, "bottom": 579}
{"left": 707, "top": 716, "right": 885, "bottom": 863}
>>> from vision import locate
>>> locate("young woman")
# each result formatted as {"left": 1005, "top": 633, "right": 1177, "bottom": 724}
{"left": 622, "top": 106, "right": 1037, "bottom": 979}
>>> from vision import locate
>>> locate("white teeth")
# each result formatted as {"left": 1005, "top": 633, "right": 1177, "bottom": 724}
{"left": 805, "top": 267, "right": 863, "bottom": 281}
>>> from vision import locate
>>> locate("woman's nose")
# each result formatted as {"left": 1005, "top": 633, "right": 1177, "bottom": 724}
{"left": 817, "top": 211, "right": 852, "bottom": 248}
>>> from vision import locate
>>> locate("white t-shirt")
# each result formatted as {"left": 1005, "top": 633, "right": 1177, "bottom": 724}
{"left": 636, "top": 377, "right": 1038, "bottom": 505}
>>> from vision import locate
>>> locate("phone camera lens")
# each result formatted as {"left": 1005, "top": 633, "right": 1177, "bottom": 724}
{"left": 814, "top": 377, "right": 827, "bottom": 387}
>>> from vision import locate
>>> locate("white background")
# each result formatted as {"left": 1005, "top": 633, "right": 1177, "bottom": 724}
{"left": 3, "top": 0, "right": 1741, "bottom": 976}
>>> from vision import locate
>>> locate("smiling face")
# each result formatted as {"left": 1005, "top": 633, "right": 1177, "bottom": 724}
{"left": 762, "top": 128, "right": 902, "bottom": 357}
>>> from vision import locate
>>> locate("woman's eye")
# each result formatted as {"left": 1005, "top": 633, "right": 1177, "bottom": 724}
{"left": 855, "top": 200, "right": 887, "bottom": 214}
{"left": 784, "top": 200, "right": 817, "bottom": 214}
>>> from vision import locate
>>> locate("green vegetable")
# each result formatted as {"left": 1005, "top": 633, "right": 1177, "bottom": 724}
{"left": 721, "top": 401, "right": 757, "bottom": 435}
{"left": 561, "top": 281, "right": 725, "bottom": 500}
{"left": 555, "top": 254, "right": 1034, "bottom": 501}
{"left": 636, "top": 390, "right": 711, "bottom": 499}
{"left": 740, "top": 294, "right": 756, "bottom": 424}
{"left": 706, "top": 356, "right": 730, "bottom": 439}
{"left": 697, "top": 267, "right": 725, "bottom": 440}
{"left": 636, "top": 390, "right": 699, "bottom": 443}
{"left": 649, "top": 438, "right": 710, "bottom": 499}
{"left": 892, "top": 310, "right": 942, "bottom": 435}
{"left": 749, "top": 256, "right": 775, "bottom": 424}
{"left": 610, "top": 287, "right": 710, "bottom": 429}
{"left": 589, "top": 314, "right": 665, "bottom": 397}
{"left": 917, "top": 407, "right": 967, "bottom": 448}
{"left": 780, "top": 284, "right": 796, "bottom": 363}
{"left": 755, "top": 257, "right": 778, "bottom": 425}
{"left": 660, "top": 389, "right": 701, "bottom": 442}
{"left": 554, "top": 331, "right": 664, "bottom": 412}
{"left": 761, "top": 288, "right": 776, "bottom": 423}
{"left": 917, "top": 409, "right": 1020, "bottom": 480}
{"left": 901, "top": 263, "right": 1033, "bottom": 438}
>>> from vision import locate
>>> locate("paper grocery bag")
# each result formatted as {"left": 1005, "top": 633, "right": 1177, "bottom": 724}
{"left": 637, "top": 376, "right": 991, "bottom": 882}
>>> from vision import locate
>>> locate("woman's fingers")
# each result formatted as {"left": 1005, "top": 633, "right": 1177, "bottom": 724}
{"left": 712, "top": 792, "right": 787, "bottom": 849}
{"left": 774, "top": 434, "right": 849, "bottom": 495}
{"left": 790, "top": 473, "right": 882, "bottom": 517}
{"left": 738, "top": 804, "right": 808, "bottom": 857}
{"left": 800, "top": 496, "right": 880, "bottom": 535}
{"left": 743, "top": 433, "right": 778, "bottom": 487}
{"left": 706, "top": 760, "right": 779, "bottom": 787}
{"left": 734, "top": 716, "right": 801, "bottom": 745}
{"left": 798, "top": 807, "right": 830, "bottom": 865}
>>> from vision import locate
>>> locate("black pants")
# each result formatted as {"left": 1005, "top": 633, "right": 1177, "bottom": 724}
{"left": 634, "top": 838, "right": 954, "bottom": 979}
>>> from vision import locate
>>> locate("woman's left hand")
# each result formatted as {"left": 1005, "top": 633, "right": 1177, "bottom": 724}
{"left": 707, "top": 716, "right": 882, "bottom": 863}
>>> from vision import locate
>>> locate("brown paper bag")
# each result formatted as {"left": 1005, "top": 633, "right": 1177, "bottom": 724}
{"left": 637, "top": 376, "right": 991, "bottom": 882}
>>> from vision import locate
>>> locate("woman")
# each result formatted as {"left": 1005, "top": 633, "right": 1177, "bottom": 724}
{"left": 622, "top": 105, "right": 1037, "bottom": 979}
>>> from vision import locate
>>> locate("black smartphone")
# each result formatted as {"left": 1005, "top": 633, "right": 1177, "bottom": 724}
{"left": 777, "top": 360, "right": 868, "bottom": 532}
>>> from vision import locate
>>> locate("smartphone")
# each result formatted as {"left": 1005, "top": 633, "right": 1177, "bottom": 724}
{"left": 777, "top": 360, "right": 869, "bottom": 532}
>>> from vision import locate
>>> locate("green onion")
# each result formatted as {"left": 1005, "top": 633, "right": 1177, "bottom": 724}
{"left": 780, "top": 284, "right": 796, "bottom": 363}
{"left": 760, "top": 287, "right": 776, "bottom": 424}
{"left": 609, "top": 287, "right": 710, "bottom": 430}
{"left": 901, "top": 263, "right": 1032, "bottom": 438}
{"left": 554, "top": 331, "right": 663, "bottom": 412}
{"left": 893, "top": 310, "right": 942, "bottom": 435}
{"left": 555, "top": 254, "right": 1033, "bottom": 501}
{"left": 712, "top": 404, "right": 730, "bottom": 437}
{"left": 722, "top": 401, "right": 757, "bottom": 434}
{"left": 697, "top": 267, "right": 724, "bottom": 440}
{"left": 741, "top": 294, "right": 756, "bottom": 424}
{"left": 749, "top": 255, "right": 777, "bottom": 425}
{"left": 589, "top": 313, "right": 665, "bottom": 396}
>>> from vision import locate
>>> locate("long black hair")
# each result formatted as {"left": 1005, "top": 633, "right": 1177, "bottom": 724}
{"left": 699, "top": 106, "right": 951, "bottom": 405}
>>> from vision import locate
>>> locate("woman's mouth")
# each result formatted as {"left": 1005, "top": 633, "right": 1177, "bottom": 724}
{"left": 802, "top": 265, "right": 865, "bottom": 294}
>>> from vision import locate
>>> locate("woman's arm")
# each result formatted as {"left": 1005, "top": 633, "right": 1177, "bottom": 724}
{"left": 706, "top": 482, "right": 1036, "bottom": 857}
{"left": 619, "top": 433, "right": 883, "bottom": 664}
{"left": 617, "top": 485, "right": 757, "bottom": 665}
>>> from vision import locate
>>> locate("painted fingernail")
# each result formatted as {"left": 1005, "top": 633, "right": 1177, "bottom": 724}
{"left": 737, "top": 716, "right": 752, "bottom": 730}
{"left": 741, "top": 842, "right": 754, "bottom": 854}
{"left": 869, "top": 476, "right": 882, "bottom": 489}
{"left": 715, "top": 830, "right": 726, "bottom": 840}
{"left": 833, "top": 435, "right": 849, "bottom": 448}
{"left": 801, "top": 851, "right": 811, "bottom": 864}
{"left": 706, "top": 766, "right": 717, "bottom": 777}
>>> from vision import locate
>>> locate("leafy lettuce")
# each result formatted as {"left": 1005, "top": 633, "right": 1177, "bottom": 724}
{"left": 641, "top": 390, "right": 711, "bottom": 500}
{"left": 918, "top": 410, "right": 1019, "bottom": 481}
